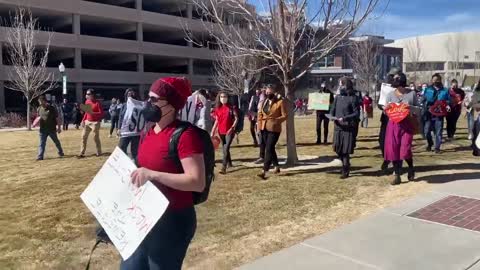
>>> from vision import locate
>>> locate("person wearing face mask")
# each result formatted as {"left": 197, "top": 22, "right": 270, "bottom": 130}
{"left": 78, "top": 89, "right": 104, "bottom": 158}
{"left": 211, "top": 91, "right": 238, "bottom": 174}
{"left": 257, "top": 85, "right": 287, "bottom": 180}
{"left": 248, "top": 88, "right": 262, "bottom": 147}
{"left": 316, "top": 82, "right": 334, "bottom": 144}
{"left": 117, "top": 88, "right": 143, "bottom": 162}
{"left": 446, "top": 79, "right": 465, "bottom": 141}
{"left": 383, "top": 72, "right": 419, "bottom": 185}
{"left": 378, "top": 72, "right": 396, "bottom": 174}
{"left": 124, "top": 77, "right": 205, "bottom": 270}
{"left": 423, "top": 73, "right": 451, "bottom": 153}
{"left": 330, "top": 77, "right": 359, "bottom": 179}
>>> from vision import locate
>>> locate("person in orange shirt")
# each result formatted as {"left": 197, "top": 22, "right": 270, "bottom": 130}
{"left": 78, "top": 88, "right": 104, "bottom": 158}
{"left": 257, "top": 85, "right": 288, "bottom": 180}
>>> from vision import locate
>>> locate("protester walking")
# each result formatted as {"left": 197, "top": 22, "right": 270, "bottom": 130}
{"left": 330, "top": 77, "right": 359, "bottom": 179}
{"left": 254, "top": 87, "right": 267, "bottom": 164}
{"left": 61, "top": 98, "right": 72, "bottom": 131}
{"left": 108, "top": 98, "right": 120, "bottom": 138}
{"left": 446, "top": 79, "right": 465, "bottom": 140}
{"left": 72, "top": 103, "right": 83, "bottom": 129}
{"left": 384, "top": 72, "right": 419, "bottom": 185}
{"left": 316, "top": 83, "right": 334, "bottom": 144}
{"left": 257, "top": 85, "right": 287, "bottom": 180}
{"left": 124, "top": 77, "right": 205, "bottom": 270}
{"left": 361, "top": 92, "right": 373, "bottom": 128}
{"left": 423, "top": 73, "right": 451, "bottom": 153}
{"left": 118, "top": 88, "right": 143, "bottom": 162}
{"left": 78, "top": 89, "right": 104, "bottom": 158}
{"left": 248, "top": 88, "right": 262, "bottom": 147}
{"left": 211, "top": 91, "right": 238, "bottom": 174}
{"left": 36, "top": 95, "right": 64, "bottom": 161}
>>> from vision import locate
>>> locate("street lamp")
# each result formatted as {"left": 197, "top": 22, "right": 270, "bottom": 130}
{"left": 59, "top": 62, "right": 67, "bottom": 95}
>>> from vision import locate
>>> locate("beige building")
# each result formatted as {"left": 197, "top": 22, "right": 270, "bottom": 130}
{"left": 386, "top": 32, "right": 480, "bottom": 86}
{"left": 0, "top": 0, "right": 218, "bottom": 113}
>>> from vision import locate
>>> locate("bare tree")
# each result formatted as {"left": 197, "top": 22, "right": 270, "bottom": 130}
{"left": 186, "top": 0, "right": 382, "bottom": 165}
{"left": 445, "top": 33, "right": 465, "bottom": 82}
{"left": 4, "top": 8, "right": 56, "bottom": 130}
{"left": 405, "top": 37, "right": 422, "bottom": 84}
{"left": 213, "top": 42, "right": 262, "bottom": 95}
{"left": 348, "top": 36, "right": 382, "bottom": 95}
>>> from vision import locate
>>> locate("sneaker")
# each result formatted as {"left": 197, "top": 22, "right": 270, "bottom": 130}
{"left": 468, "top": 134, "right": 473, "bottom": 140}
{"left": 254, "top": 158, "right": 264, "bottom": 164}
{"left": 59, "top": 153, "right": 65, "bottom": 158}
{"left": 273, "top": 167, "right": 280, "bottom": 174}
{"left": 77, "top": 154, "right": 85, "bottom": 159}
{"left": 96, "top": 153, "right": 102, "bottom": 157}
{"left": 36, "top": 157, "right": 43, "bottom": 161}
{"left": 426, "top": 145, "right": 432, "bottom": 152}
{"left": 408, "top": 168, "right": 415, "bottom": 181}
{"left": 434, "top": 149, "right": 441, "bottom": 154}
{"left": 219, "top": 167, "right": 227, "bottom": 175}
{"left": 108, "top": 134, "right": 112, "bottom": 138}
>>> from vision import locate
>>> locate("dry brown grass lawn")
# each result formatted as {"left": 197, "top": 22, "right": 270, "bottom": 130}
{"left": 0, "top": 115, "right": 478, "bottom": 270}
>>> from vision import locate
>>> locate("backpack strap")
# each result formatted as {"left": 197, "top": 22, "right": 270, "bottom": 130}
{"left": 167, "top": 121, "right": 191, "bottom": 169}
{"left": 85, "top": 239, "right": 103, "bottom": 270}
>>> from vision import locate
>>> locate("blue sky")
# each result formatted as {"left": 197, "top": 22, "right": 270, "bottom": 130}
{"left": 248, "top": 0, "right": 480, "bottom": 39}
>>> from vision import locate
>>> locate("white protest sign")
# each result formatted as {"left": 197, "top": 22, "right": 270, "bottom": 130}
{"left": 178, "top": 95, "right": 199, "bottom": 124}
{"left": 379, "top": 83, "right": 395, "bottom": 106}
{"left": 120, "top": 98, "right": 145, "bottom": 137}
{"left": 80, "top": 147, "right": 169, "bottom": 260}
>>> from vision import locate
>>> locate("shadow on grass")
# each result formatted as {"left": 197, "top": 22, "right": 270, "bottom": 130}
{"left": 280, "top": 166, "right": 370, "bottom": 177}
{"left": 355, "top": 163, "right": 480, "bottom": 178}
{"left": 416, "top": 172, "right": 480, "bottom": 184}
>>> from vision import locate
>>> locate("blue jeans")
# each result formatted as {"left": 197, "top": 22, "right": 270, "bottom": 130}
{"left": 467, "top": 111, "right": 475, "bottom": 136}
{"left": 120, "top": 207, "right": 196, "bottom": 270}
{"left": 38, "top": 131, "right": 64, "bottom": 159}
{"left": 424, "top": 117, "right": 443, "bottom": 150}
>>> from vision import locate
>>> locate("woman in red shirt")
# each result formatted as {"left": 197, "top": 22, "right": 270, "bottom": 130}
{"left": 125, "top": 77, "right": 205, "bottom": 270}
{"left": 211, "top": 91, "right": 238, "bottom": 174}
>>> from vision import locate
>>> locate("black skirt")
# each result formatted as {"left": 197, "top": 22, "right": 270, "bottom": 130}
{"left": 333, "top": 127, "right": 356, "bottom": 155}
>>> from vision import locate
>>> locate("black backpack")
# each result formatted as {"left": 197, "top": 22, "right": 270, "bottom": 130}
{"left": 168, "top": 121, "right": 215, "bottom": 205}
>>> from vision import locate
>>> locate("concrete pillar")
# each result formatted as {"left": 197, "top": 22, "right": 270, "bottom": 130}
{"left": 137, "top": 54, "right": 144, "bottom": 72}
{"left": 136, "top": 0, "right": 142, "bottom": 10}
{"left": 0, "top": 81, "right": 5, "bottom": 113}
{"left": 187, "top": 2, "right": 193, "bottom": 19}
{"left": 73, "top": 14, "right": 81, "bottom": 35}
{"left": 137, "top": 23, "right": 143, "bottom": 42}
{"left": 139, "top": 84, "right": 148, "bottom": 100}
{"left": 75, "top": 82, "right": 83, "bottom": 103}
{"left": 75, "top": 48, "right": 82, "bottom": 69}
{"left": 188, "top": 58, "right": 194, "bottom": 76}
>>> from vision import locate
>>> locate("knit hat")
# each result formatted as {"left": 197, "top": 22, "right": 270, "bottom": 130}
{"left": 149, "top": 77, "right": 192, "bottom": 110}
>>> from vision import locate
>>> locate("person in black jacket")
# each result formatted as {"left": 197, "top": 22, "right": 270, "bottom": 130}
{"left": 330, "top": 77, "right": 359, "bottom": 179}
{"left": 316, "top": 83, "right": 334, "bottom": 144}
{"left": 117, "top": 88, "right": 142, "bottom": 162}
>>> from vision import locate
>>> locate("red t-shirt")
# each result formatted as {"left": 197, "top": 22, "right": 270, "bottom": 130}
{"left": 213, "top": 105, "right": 235, "bottom": 135}
{"left": 362, "top": 96, "right": 373, "bottom": 111}
{"left": 137, "top": 121, "right": 204, "bottom": 210}
{"left": 82, "top": 99, "right": 104, "bottom": 122}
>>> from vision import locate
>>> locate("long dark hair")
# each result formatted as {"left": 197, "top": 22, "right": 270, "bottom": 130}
{"left": 215, "top": 91, "right": 230, "bottom": 108}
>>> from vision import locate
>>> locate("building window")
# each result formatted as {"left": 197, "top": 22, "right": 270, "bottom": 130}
{"left": 314, "top": 55, "right": 335, "bottom": 68}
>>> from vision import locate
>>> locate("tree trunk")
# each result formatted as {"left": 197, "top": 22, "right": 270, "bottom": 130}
{"left": 26, "top": 100, "right": 31, "bottom": 131}
{"left": 285, "top": 86, "right": 298, "bottom": 167}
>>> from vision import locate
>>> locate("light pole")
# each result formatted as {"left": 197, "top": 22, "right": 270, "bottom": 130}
{"left": 59, "top": 62, "right": 66, "bottom": 96}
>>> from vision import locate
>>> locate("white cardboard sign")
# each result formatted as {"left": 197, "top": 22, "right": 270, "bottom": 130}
{"left": 80, "top": 147, "right": 169, "bottom": 260}
{"left": 379, "top": 83, "right": 395, "bottom": 106}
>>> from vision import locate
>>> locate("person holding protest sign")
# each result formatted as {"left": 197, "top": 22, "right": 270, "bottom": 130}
{"left": 36, "top": 95, "right": 64, "bottom": 160}
{"left": 378, "top": 72, "right": 396, "bottom": 174}
{"left": 316, "top": 83, "right": 334, "bottom": 144}
{"left": 124, "top": 77, "right": 205, "bottom": 270}
{"left": 211, "top": 91, "right": 238, "bottom": 175}
{"left": 118, "top": 88, "right": 144, "bottom": 162}
{"left": 330, "top": 77, "right": 359, "bottom": 179}
{"left": 423, "top": 74, "right": 451, "bottom": 153}
{"left": 78, "top": 89, "right": 104, "bottom": 158}
{"left": 257, "top": 85, "right": 287, "bottom": 180}
{"left": 109, "top": 98, "right": 121, "bottom": 138}
{"left": 383, "top": 72, "right": 419, "bottom": 185}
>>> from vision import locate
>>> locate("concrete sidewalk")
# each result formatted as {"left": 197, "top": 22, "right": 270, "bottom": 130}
{"left": 239, "top": 179, "right": 480, "bottom": 270}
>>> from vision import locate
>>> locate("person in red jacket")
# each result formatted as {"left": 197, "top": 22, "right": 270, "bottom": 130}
{"left": 78, "top": 88, "right": 104, "bottom": 158}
